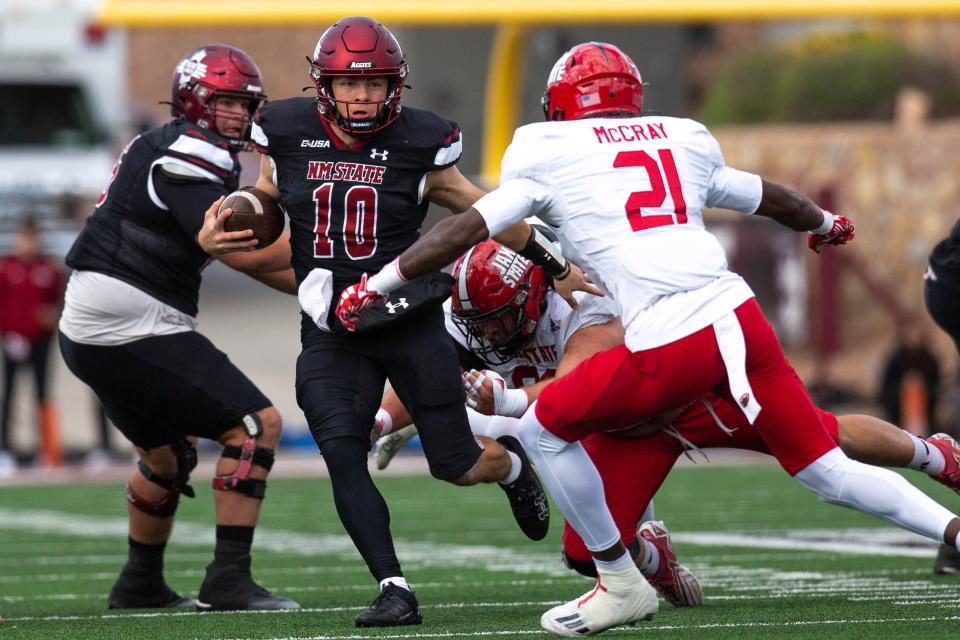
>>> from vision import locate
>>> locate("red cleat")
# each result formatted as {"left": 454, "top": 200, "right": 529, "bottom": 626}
{"left": 927, "top": 433, "right": 960, "bottom": 495}
{"left": 637, "top": 521, "right": 704, "bottom": 607}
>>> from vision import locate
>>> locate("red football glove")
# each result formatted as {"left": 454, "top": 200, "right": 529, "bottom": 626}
{"left": 808, "top": 214, "right": 855, "bottom": 254}
{"left": 335, "top": 273, "right": 384, "bottom": 332}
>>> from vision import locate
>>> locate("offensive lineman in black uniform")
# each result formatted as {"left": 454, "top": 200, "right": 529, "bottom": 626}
{"left": 924, "top": 220, "right": 960, "bottom": 575}
{"left": 58, "top": 45, "right": 300, "bottom": 611}
{"left": 250, "top": 17, "right": 563, "bottom": 626}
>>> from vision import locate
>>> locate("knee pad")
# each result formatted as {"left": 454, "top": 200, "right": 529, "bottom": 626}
{"left": 213, "top": 415, "right": 275, "bottom": 499}
{"left": 126, "top": 439, "right": 198, "bottom": 517}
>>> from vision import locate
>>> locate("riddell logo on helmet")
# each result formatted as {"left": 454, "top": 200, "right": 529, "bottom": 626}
{"left": 349, "top": 61, "right": 374, "bottom": 69}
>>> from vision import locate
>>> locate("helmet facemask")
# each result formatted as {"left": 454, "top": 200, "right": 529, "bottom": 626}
{"left": 309, "top": 66, "right": 406, "bottom": 136}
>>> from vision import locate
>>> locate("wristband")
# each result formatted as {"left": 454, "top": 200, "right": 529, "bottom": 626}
{"left": 497, "top": 388, "right": 530, "bottom": 418}
{"left": 375, "top": 408, "right": 394, "bottom": 437}
{"left": 367, "top": 258, "right": 408, "bottom": 294}
{"left": 518, "top": 228, "right": 569, "bottom": 279}
{"left": 811, "top": 210, "right": 835, "bottom": 235}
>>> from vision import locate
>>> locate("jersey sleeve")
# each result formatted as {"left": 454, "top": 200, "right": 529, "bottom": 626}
{"left": 250, "top": 108, "right": 271, "bottom": 155}
{"left": 152, "top": 169, "right": 229, "bottom": 237}
{"left": 474, "top": 129, "right": 558, "bottom": 236}
{"left": 558, "top": 292, "right": 619, "bottom": 347}
{"left": 431, "top": 121, "right": 462, "bottom": 170}
{"left": 702, "top": 129, "right": 762, "bottom": 214}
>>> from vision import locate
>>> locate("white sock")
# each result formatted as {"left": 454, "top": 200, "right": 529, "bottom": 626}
{"left": 640, "top": 501, "right": 655, "bottom": 524}
{"left": 499, "top": 450, "right": 522, "bottom": 485}
{"left": 636, "top": 538, "right": 660, "bottom": 577}
{"left": 594, "top": 550, "right": 634, "bottom": 573}
{"left": 379, "top": 577, "right": 410, "bottom": 592}
{"left": 907, "top": 434, "right": 946, "bottom": 475}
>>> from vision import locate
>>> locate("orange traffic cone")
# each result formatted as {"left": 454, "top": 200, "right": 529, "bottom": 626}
{"left": 900, "top": 371, "right": 930, "bottom": 438}
{"left": 39, "top": 403, "right": 62, "bottom": 466}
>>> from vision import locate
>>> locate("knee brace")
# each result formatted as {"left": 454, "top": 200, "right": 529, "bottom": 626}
{"left": 126, "top": 439, "right": 198, "bottom": 517}
{"left": 561, "top": 538, "right": 640, "bottom": 578}
{"left": 212, "top": 413, "right": 276, "bottom": 499}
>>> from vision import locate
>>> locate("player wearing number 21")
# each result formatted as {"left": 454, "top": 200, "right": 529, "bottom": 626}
{"left": 337, "top": 43, "right": 878, "bottom": 637}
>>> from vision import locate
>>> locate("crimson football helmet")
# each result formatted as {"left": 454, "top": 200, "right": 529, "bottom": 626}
{"left": 170, "top": 45, "right": 267, "bottom": 149}
{"left": 451, "top": 239, "right": 550, "bottom": 365}
{"left": 541, "top": 42, "right": 643, "bottom": 122}
{"left": 309, "top": 16, "right": 408, "bottom": 135}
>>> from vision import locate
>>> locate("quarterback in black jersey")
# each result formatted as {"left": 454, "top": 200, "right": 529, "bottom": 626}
{"left": 250, "top": 16, "right": 553, "bottom": 627}
{"left": 58, "top": 45, "right": 299, "bottom": 612}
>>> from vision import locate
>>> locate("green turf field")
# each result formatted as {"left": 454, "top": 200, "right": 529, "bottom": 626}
{"left": 1, "top": 463, "right": 959, "bottom": 639}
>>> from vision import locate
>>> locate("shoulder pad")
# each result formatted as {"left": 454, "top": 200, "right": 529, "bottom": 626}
{"left": 394, "top": 107, "right": 462, "bottom": 169}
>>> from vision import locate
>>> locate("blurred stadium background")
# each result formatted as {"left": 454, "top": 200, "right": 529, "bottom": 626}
{"left": 1, "top": 0, "right": 959, "bottom": 484}
{"left": 4, "top": 1, "right": 960, "bottom": 638}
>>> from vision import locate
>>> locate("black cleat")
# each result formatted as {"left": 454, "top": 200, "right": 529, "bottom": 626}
{"left": 196, "top": 563, "right": 300, "bottom": 611}
{"left": 107, "top": 566, "right": 195, "bottom": 609}
{"left": 496, "top": 435, "right": 550, "bottom": 541}
{"left": 934, "top": 544, "right": 960, "bottom": 575}
{"left": 355, "top": 583, "right": 422, "bottom": 627}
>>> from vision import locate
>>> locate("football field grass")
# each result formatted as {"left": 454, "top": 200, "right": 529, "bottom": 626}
{"left": 1, "top": 462, "right": 959, "bottom": 639}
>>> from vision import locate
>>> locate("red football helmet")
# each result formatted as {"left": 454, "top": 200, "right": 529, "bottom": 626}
{"left": 451, "top": 239, "right": 550, "bottom": 365}
{"left": 170, "top": 45, "right": 267, "bottom": 149}
{"left": 541, "top": 42, "right": 643, "bottom": 122}
{"left": 309, "top": 16, "right": 408, "bottom": 135}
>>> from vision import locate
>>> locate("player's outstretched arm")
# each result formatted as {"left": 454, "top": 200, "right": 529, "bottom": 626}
{"left": 754, "top": 179, "right": 855, "bottom": 252}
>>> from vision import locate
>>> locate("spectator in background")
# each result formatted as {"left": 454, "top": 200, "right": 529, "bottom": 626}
{"left": 0, "top": 218, "right": 64, "bottom": 475}
{"left": 878, "top": 322, "right": 941, "bottom": 435}
{"left": 924, "top": 220, "right": 960, "bottom": 575}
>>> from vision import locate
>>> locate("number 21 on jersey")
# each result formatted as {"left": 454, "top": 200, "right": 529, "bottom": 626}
{"left": 615, "top": 149, "right": 687, "bottom": 232}
{"left": 312, "top": 183, "right": 379, "bottom": 259}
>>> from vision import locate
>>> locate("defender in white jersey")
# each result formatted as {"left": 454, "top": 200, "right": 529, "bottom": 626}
{"left": 341, "top": 42, "right": 960, "bottom": 636}
{"left": 374, "top": 239, "right": 704, "bottom": 608}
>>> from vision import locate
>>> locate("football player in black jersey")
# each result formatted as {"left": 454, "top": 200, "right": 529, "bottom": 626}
{"left": 924, "top": 222, "right": 960, "bottom": 575}
{"left": 248, "top": 16, "right": 602, "bottom": 627}
{"left": 58, "top": 45, "right": 300, "bottom": 612}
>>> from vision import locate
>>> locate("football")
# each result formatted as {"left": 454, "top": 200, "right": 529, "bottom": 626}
{"left": 218, "top": 186, "right": 285, "bottom": 248}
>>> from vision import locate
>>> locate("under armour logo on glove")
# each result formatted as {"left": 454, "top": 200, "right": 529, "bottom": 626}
{"left": 808, "top": 213, "right": 855, "bottom": 254}
{"left": 335, "top": 273, "right": 384, "bottom": 332}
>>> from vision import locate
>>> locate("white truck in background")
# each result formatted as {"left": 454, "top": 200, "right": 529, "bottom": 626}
{"left": 0, "top": 0, "right": 127, "bottom": 254}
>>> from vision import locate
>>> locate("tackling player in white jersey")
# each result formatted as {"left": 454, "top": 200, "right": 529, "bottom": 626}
{"left": 373, "top": 237, "right": 705, "bottom": 608}
{"left": 339, "top": 42, "right": 960, "bottom": 636}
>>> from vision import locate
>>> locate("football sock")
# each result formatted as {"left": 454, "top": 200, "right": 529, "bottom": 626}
{"left": 127, "top": 537, "right": 165, "bottom": 574}
{"left": 499, "top": 450, "right": 522, "bottom": 485}
{"left": 594, "top": 550, "right": 634, "bottom": 573}
{"left": 380, "top": 577, "right": 410, "bottom": 592}
{"left": 907, "top": 434, "right": 946, "bottom": 475}
{"left": 636, "top": 538, "right": 661, "bottom": 577}
{"left": 213, "top": 525, "right": 254, "bottom": 569}
{"left": 517, "top": 403, "right": 621, "bottom": 552}
{"left": 640, "top": 501, "right": 655, "bottom": 524}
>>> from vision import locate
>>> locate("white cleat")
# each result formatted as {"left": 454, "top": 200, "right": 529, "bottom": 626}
{"left": 540, "top": 565, "right": 658, "bottom": 637}
{"left": 374, "top": 425, "right": 418, "bottom": 470}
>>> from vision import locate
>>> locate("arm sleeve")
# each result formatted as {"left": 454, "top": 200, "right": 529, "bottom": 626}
{"left": 703, "top": 131, "right": 762, "bottom": 213}
{"left": 473, "top": 178, "right": 555, "bottom": 238}
{"left": 152, "top": 167, "right": 230, "bottom": 238}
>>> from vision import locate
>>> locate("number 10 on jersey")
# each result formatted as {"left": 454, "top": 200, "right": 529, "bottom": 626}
{"left": 313, "top": 183, "right": 379, "bottom": 259}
